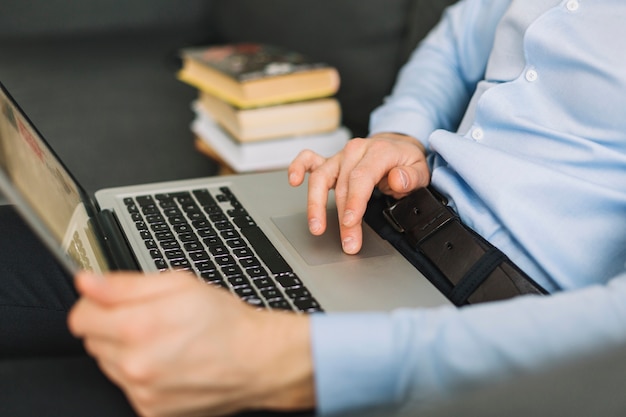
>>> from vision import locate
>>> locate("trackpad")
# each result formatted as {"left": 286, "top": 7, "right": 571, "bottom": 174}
{"left": 271, "top": 210, "right": 392, "bottom": 266}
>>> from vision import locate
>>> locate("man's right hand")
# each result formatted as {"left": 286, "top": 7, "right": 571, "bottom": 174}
{"left": 288, "top": 132, "right": 430, "bottom": 254}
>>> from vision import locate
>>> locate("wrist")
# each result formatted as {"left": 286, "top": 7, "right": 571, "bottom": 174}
{"left": 247, "top": 311, "right": 316, "bottom": 412}
{"left": 369, "top": 132, "right": 426, "bottom": 155}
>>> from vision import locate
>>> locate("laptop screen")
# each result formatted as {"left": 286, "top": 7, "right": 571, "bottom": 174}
{"left": 0, "top": 84, "right": 109, "bottom": 273}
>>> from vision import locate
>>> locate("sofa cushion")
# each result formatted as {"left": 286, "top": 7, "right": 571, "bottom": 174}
{"left": 206, "top": 0, "right": 457, "bottom": 137}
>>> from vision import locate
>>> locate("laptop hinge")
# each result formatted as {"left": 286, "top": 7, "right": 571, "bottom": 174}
{"left": 94, "top": 209, "right": 140, "bottom": 271}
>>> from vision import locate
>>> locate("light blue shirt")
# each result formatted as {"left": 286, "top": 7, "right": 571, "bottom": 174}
{"left": 312, "top": 0, "right": 626, "bottom": 414}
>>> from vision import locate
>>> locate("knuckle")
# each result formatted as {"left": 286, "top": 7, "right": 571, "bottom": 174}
{"left": 344, "top": 137, "right": 367, "bottom": 152}
{"left": 308, "top": 168, "right": 330, "bottom": 185}
{"left": 119, "top": 357, "right": 153, "bottom": 383}
{"left": 367, "top": 139, "right": 391, "bottom": 154}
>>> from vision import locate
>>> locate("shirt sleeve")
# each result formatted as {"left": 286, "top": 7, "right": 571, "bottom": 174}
{"left": 311, "top": 272, "right": 626, "bottom": 415}
{"left": 368, "top": 0, "right": 512, "bottom": 148}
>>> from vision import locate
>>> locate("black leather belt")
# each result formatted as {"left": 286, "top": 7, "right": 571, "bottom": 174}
{"left": 383, "top": 187, "right": 546, "bottom": 305}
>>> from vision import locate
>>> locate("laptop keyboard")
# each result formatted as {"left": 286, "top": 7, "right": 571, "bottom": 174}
{"left": 123, "top": 186, "right": 323, "bottom": 313}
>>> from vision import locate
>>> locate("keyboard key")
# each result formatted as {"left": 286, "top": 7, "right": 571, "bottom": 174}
{"left": 208, "top": 245, "right": 228, "bottom": 256}
{"left": 189, "top": 251, "right": 210, "bottom": 262}
{"left": 232, "top": 247, "right": 254, "bottom": 258}
{"left": 178, "top": 233, "right": 197, "bottom": 243}
{"left": 173, "top": 223, "right": 192, "bottom": 234}
{"left": 246, "top": 266, "right": 268, "bottom": 279}
{"left": 170, "top": 259, "right": 191, "bottom": 270}
{"left": 155, "top": 231, "right": 174, "bottom": 241}
{"left": 276, "top": 273, "right": 302, "bottom": 289}
{"left": 130, "top": 189, "right": 320, "bottom": 313}
{"left": 136, "top": 195, "right": 155, "bottom": 206}
{"left": 195, "top": 260, "right": 216, "bottom": 272}
{"left": 226, "top": 238, "right": 246, "bottom": 249}
{"left": 193, "top": 189, "right": 217, "bottom": 207}
{"left": 145, "top": 214, "right": 165, "bottom": 224}
{"left": 160, "top": 240, "right": 180, "bottom": 250}
{"left": 168, "top": 215, "right": 187, "bottom": 225}
{"left": 293, "top": 297, "right": 322, "bottom": 313}
{"left": 233, "top": 216, "right": 256, "bottom": 229}
{"left": 234, "top": 285, "right": 258, "bottom": 299}
{"left": 285, "top": 286, "right": 311, "bottom": 300}
{"left": 126, "top": 203, "right": 139, "bottom": 214}
{"left": 221, "top": 230, "right": 240, "bottom": 240}
{"left": 252, "top": 277, "right": 274, "bottom": 289}
{"left": 228, "top": 275, "right": 248, "bottom": 287}
{"left": 184, "top": 241, "right": 203, "bottom": 252}
{"left": 154, "top": 258, "right": 168, "bottom": 270}
{"left": 151, "top": 223, "right": 169, "bottom": 233}
{"left": 260, "top": 288, "right": 284, "bottom": 302}
{"left": 239, "top": 257, "right": 261, "bottom": 269}
{"left": 165, "top": 249, "right": 185, "bottom": 260}
{"left": 221, "top": 264, "right": 242, "bottom": 276}
{"left": 241, "top": 226, "right": 291, "bottom": 274}
{"left": 163, "top": 207, "right": 182, "bottom": 217}
{"left": 198, "top": 228, "right": 217, "bottom": 238}
{"left": 268, "top": 299, "right": 292, "bottom": 310}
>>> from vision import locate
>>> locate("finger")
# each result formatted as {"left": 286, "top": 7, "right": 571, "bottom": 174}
{"left": 328, "top": 140, "right": 372, "bottom": 254}
{"left": 68, "top": 296, "right": 125, "bottom": 340}
{"left": 288, "top": 149, "right": 334, "bottom": 235}
{"left": 287, "top": 149, "right": 326, "bottom": 187}
{"left": 342, "top": 139, "right": 429, "bottom": 225}
{"left": 305, "top": 153, "right": 343, "bottom": 235}
{"left": 74, "top": 270, "right": 195, "bottom": 306}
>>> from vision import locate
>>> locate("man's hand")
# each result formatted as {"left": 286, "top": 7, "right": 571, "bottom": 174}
{"left": 68, "top": 271, "right": 315, "bottom": 417}
{"left": 288, "top": 132, "right": 430, "bottom": 254}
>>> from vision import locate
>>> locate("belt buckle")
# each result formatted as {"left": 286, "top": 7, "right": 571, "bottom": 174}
{"left": 383, "top": 187, "right": 456, "bottom": 245}
{"left": 383, "top": 203, "right": 406, "bottom": 233}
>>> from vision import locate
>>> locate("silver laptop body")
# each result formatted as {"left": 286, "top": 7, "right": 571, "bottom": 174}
{"left": 0, "top": 82, "right": 451, "bottom": 313}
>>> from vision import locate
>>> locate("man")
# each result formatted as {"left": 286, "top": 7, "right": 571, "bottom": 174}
{"left": 21, "top": 0, "right": 626, "bottom": 416}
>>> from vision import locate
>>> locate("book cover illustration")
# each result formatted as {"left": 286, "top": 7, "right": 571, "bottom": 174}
{"left": 183, "top": 43, "right": 331, "bottom": 82}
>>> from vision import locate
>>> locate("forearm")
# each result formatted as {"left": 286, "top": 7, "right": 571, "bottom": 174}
{"left": 312, "top": 273, "right": 626, "bottom": 415}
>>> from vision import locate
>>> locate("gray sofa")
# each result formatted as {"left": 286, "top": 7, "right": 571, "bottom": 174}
{"left": 0, "top": 1, "right": 455, "bottom": 415}
{"left": 0, "top": 0, "right": 455, "bottom": 196}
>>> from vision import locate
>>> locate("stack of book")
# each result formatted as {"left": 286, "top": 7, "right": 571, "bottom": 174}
{"left": 177, "top": 43, "right": 351, "bottom": 173}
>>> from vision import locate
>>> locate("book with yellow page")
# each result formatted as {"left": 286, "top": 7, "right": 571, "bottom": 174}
{"left": 191, "top": 102, "right": 350, "bottom": 173}
{"left": 197, "top": 92, "right": 341, "bottom": 143}
{"left": 178, "top": 43, "right": 341, "bottom": 108}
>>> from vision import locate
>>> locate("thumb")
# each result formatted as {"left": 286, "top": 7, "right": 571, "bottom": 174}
{"left": 387, "top": 164, "right": 430, "bottom": 195}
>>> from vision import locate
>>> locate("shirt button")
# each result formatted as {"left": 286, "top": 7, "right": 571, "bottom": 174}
{"left": 471, "top": 128, "right": 484, "bottom": 141}
{"left": 566, "top": 0, "right": 579, "bottom": 11}
{"left": 525, "top": 69, "right": 538, "bottom": 82}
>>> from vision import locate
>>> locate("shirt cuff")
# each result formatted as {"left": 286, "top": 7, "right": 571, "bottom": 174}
{"left": 310, "top": 312, "right": 400, "bottom": 416}
{"left": 369, "top": 108, "right": 437, "bottom": 150}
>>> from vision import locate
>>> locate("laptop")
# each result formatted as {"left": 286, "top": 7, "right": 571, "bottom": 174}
{"left": 0, "top": 82, "right": 451, "bottom": 313}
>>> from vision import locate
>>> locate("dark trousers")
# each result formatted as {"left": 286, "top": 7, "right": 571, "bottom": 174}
{"left": 0, "top": 205, "right": 303, "bottom": 417}
{"left": 0, "top": 205, "right": 83, "bottom": 357}
{"left": 0, "top": 205, "right": 138, "bottom": 416}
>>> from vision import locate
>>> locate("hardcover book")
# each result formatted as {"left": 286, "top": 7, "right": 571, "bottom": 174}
{"left": 191, "top": 102, "right": 350, "bottom": 173}
{"left": 178, "top": 43, "right": 341, "bottom": 108}
{"left": 197, "top": 92, "right": 341, "bottom": 143}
